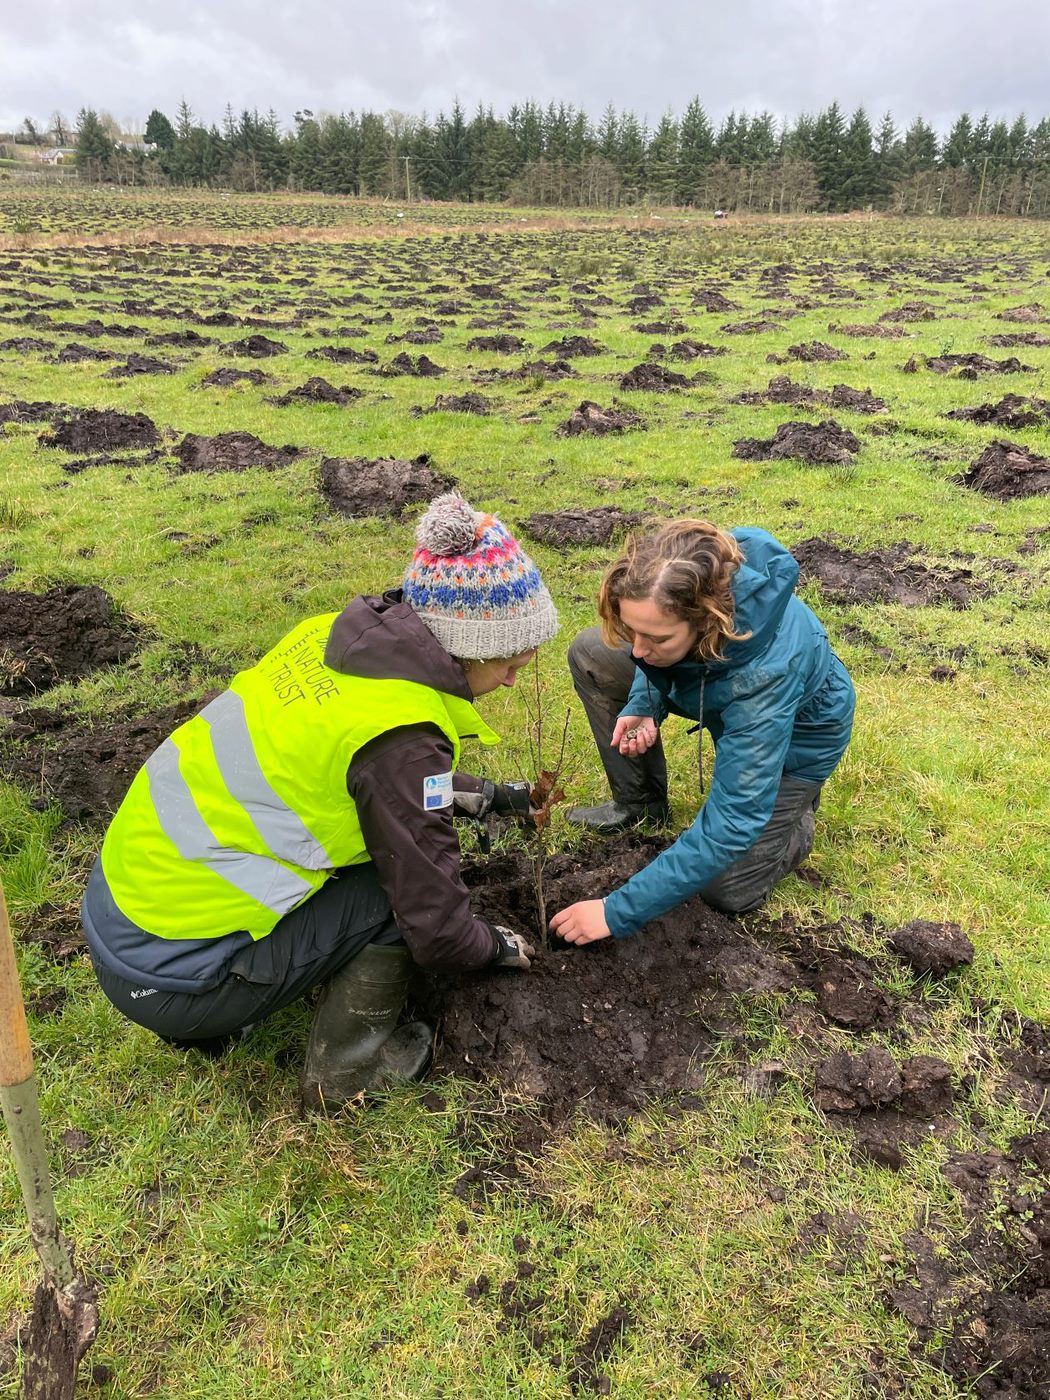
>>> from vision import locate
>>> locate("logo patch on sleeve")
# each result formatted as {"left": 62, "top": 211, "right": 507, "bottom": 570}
{"left": 423, "top": 771, "right": 454, "bottom": 810}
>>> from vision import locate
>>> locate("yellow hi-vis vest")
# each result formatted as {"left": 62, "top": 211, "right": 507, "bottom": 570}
{"left": 100, "top": 612, "right": 499, "bottom": 941}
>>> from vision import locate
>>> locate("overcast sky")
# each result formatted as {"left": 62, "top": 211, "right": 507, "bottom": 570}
{"left": 3, "top": 0, "right": 1048, "bottom": 138}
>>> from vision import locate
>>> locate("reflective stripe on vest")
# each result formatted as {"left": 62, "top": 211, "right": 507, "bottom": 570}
{"left": 200, "top": 690, "right": 334, "bottom": 872}
{"left": 145, "top": 739, "right": 315, "bottom": 917}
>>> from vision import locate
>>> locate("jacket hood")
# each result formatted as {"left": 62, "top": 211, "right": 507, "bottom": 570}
{"left": 323, "top": 590, "right": 474, "bottom": 700}
{"left": 634, "top": 527, "right": 800, "bottom": 686}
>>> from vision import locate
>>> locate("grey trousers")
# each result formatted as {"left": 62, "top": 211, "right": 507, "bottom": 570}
{"left": 91, "top": 864, "right": 404, "bottom": 1046}
{"left": 568, "top": 627, "right": 822, "bottom": 914}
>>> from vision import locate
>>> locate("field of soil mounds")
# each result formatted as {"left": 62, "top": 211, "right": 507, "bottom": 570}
{"left": 793, "top": 539, "right": 984, "bottom": 606}
{"left": 520, "top": 506, "right": 648, "bottom": 548}
{"left": 319, "top": 453, "right": 455, "bottom": 518}
{"left": 0, "top": 696, "right": 210, "bottom": 820}
{"left": 39, "top": 409, "right": 159, "bottom": 454}
{"left": 0, "top": 584, "right": 139, "bottom": 695}
{"left": 945, "top": 394, "right": 1050, "bottom": 429}
{"left": 173, "top": 432, "right": 303, "bottom": 474}
{"left": 958, "top": 440, "right": 1050, "bottom": 500}
{"left": 733, "top": 420, "right": 860, "bottom": 465}
{"left": 556, "top": 401, "right": 645, "bottom": 436}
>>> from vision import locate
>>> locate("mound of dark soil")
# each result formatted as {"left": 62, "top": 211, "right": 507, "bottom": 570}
{"left": 52, "top": 343, "right": 116, "bottom": 363}
{"left": 319, "top": 453, "right": 455, "bottom": 518}
{"left": 879, "top": 301, "right": 937, "bottom": 323}
{"left": 307, "top": 344, "right": 379, "bottom": 365}
{"left": 945, "top": 394, "right": 1050, "bottom": 429}
{"left": 0, "top": 336, "right": 55, "bottom": 353}
{"left": 1, "top": 697, "right": 207, "bottom": 820}
{"left": 813, "top": 1047, "right": 952, "bottom": 1116}
{"left": 792, "top": 538, "right": 982, "bottom": 606}
{"left": 720, "top": 319, "right": 779, "bottom": 334}
{"left": 0, "top": 585, "right": 138, "bottom": 695}
{"left": 732, "top": 376, "right": 823, "bottom": 408}
{"left": 786, "top": 341, "right": 849, "bottom": 362}
{"left": 0, "top": 399, "right": 64, "bottom": 425}
{"left": 619, "top": 362, "right": 699, "bottom": 392}
{"left": 691, "top": 290, "right": 741, "bottom": 312}
{"left": 269, "top": 377, "right": 361, "bottom": 407}
{"left": 225, "top": 334, "right": 288, "bottom": 357}
{"left": 103, "top": 354, "right": 175, "bottom": 379}
{"left": 200, "top": 367, "right": 269, "bottom": 388}
{"left": 888, "top": 920, "right": 974, "bottom": 975}
{"left": 172, "top": 432, "right": 303, "bottom": 474}
{"left": 520, "top": 506, "right": 649, "bottom": 548}
{"left": 466, "top": 334, "right": 525, "bottom": 353}
{"left": 986, "top": 331, "right": 1050, "bottom": 348}
{"left": 957, "top": 440, "right": 1050, "bottom": 500}
{"left": 379, "top": 352, "right": 446, "bottom": 377}
{"left": 386, "top": 327, "right": 443, "bottom": 346}
{"left": 148, "top": 329, "right": 213, "bottom": 348}
{"left": 829, "top": 384, "right": 888, "bottom": 413}
{"left": 995, "top": 302, "right": 1048, "bottom": 323}
{"left": 411, "top": 393, "right": 493, "bottom": 416}
{"left": 904, "top": 353, "right": 1032, "bottom": 376}
{"left": 733, "top": 420, "right": 860, "bottom": 465}
{"left": 539, "top": 336, "right": 607, "bottom": 358}
{"left": 828, "top": 323, "right": 909, "bottom": 338}
{"left": 39, "top": 409, "right": 159, "bottom": 453}
{"left": 663, "top": 339, "right": 727, "bottom": 360}
{"left": 517, "top": 359, "right": 579, "bottom": 381}
{"left": 556, "top": 401, "right": 646, "bottom": 437}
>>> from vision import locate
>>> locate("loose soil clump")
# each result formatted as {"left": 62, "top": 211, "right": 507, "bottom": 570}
{"left": 379, "top": 352, "right": 446, "bottom": 377}
{"left": 653, "top": 339, "right": 727, "bottom": 361}
{"left": 0, "top": 585, "right": 139, "bottom": 696}
{"left": 520, "top": 507, "right": 649, "bottom": 548}
{"left": 103, "top": 354, "right": 175, "bottom": 379}
{"left": 986, "top": 331, "right": 1050, "bottom": 348}
{"left": 411, "top": 393, "right": 493, "bottom": 416}
{"left": 307, "top": 345, "right": 380, "bottom": 365}
{"left": 995, "top": 302, "right": 1048, "bottom": 323}
{"left": 733, "top": 420, "right": 860, "bottom": 465}
{"left": 556, "top": 401, "right": 646, "bottom": 437}
{"left": 172, "top": 432, "right": 304, "bottom": 475}
{"left": 200, "top": 367, "right": 268, "bottom": 388}
{"left": 904, "top": 353, "right": 1033, "bottom": 377}
{"left": 618, "top": 362, "right": 700, "bottom": 392}
{"left": 0, "top": 399, "right": 65, "bottom": 425}
{"left": 888, "top": 920, "right": 975, "bottom": 976}
{"left": 792, "top": 538, "right": 983, "bottom": 606}
{"left": 39, "top": 409, "right": 159, "bottom": 454}
{"left": 269, "top": 377, "right": 361, "bottom": 407}
{"left": 224, "top": 334, "right": 288, "bottom": 357}
{"left": 539, "top": 336, "right": 607, "bottom": 358}
{"left": 319, "top": 453, "right": 455, "bottom": 518}
{"left": 945, "top": 394, "right": 1050, "bottom": 429}
{"left": 516, "top": 358, "right": 578, "bottom": 381}
{"left": 957, "top": 439, "right": 1050, "bottom": 500}
{"left": 879, "top": 301, "right": 937, "bottom": 323}
{"left": 466, "top": 334, "right": 525, "bottom": 353}
{"left": 732, "top": 378, "right": 887, "bottom": 414}
{"left": 691, "top": 289, "right": 740, "bottom": 312}
{"left": 786, "top": 341, "right": 849, "bottom": 362}
{"left": 1, "top": 697, "right": 206, "bottom": 821}
{"left": 827, "top": 322, "right": 908, "bottom": 339}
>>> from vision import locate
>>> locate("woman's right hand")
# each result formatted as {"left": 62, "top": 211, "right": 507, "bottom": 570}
{"left": 611, "top": 715, "right": 660, "bottom": 757}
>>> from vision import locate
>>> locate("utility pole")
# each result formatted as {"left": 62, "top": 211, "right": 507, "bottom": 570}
{"left": 402, "top": 155, "right": 411, "bottom": 201}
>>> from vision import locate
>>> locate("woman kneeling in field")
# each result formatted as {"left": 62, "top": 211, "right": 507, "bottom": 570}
{"left": 550, "top": 521, "right": 856, "bottom": 946}
{"left": 82, "top": 495, "right": 557, "bottom": 1109}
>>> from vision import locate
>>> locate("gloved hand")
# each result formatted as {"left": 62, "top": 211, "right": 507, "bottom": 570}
{"left": 491, "top": 925, "right": 536, "bottom": 970}
{"left": 453, "top": 780, "right": 535, "bottom": 825}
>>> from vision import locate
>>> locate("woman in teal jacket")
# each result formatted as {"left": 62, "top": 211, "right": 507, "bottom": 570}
{"left": 551, "top": 521, "right": 855, "bottom": 945}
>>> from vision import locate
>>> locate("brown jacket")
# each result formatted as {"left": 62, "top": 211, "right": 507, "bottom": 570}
{"left": 327, "top": 591, "right": 501, "bottom": 972}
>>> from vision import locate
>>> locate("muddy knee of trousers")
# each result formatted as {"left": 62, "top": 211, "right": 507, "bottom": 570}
{"left": 568, "top": 627, "right": 636, "bottom": 691}
{"left": 700, "top": 873, "right": 772, "bottom": 917}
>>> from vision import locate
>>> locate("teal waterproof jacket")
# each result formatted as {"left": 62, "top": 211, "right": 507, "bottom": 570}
{"left": 602, "top": 528, "right": 855, "bottom": 937}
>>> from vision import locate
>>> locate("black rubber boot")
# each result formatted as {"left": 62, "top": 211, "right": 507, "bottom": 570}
{"left": 300, "top": 944, "right": 432, "bottom": 1112}
{"left": 565, "top": 799, "right": 672, "bottom": 832}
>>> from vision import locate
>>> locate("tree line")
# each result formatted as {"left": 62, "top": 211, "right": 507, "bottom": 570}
{"left": 68, "top": 98, "right": 1050, "bottom": 217}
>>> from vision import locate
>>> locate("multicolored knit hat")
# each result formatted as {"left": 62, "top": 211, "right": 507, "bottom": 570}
{"left": 403, "top": 493, "right": 559, "bottom": 659}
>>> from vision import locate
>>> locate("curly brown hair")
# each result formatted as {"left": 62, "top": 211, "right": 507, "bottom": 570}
{"left": 598, "top": 520, "right": 752, "bottom": 662}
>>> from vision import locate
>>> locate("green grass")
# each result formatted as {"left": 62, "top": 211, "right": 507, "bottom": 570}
{"left": 1, "top": 204, "right": 1048, "bottom": 1397}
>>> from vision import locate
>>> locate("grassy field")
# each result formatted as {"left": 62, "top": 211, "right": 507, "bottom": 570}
{"left": 0, "top": 198, "right": 1048, "bottom": 1398}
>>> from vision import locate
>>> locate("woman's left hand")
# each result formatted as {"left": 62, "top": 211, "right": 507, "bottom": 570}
{"left": 549, "top": 899, "right": 611, "bottom": 946}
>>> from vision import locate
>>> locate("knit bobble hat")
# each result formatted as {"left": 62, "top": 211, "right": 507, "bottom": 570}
{"left": 403, "top": 493, "right": 559, "bottom": 660}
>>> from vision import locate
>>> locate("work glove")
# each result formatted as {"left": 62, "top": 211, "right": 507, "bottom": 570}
{"left": 491, "top": 925, "right": 536, "bottom": 970}
{"left": 453, "top": 780, "right": 535, "bottom": 825}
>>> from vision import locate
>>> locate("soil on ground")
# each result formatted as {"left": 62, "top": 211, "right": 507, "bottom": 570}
{"left": 466, "top": 334, "right": 525, "bottom": 353}
{"left": 308, "top": 345, "right": 380, "bottom": 365}
{"left": 649, "top": 339, "right": 727, "bottom": 361}
{"left": 171, "top": 432, "right": 303, "bottom": 475}
{"left": 411, "top": 393, "right": 493, "bottom": 417}
{"left": 224, "top": 334, "right": 288, "bottom": 357}
{"left": 785, "top": 341, "right": 849, "bottom": 362}
{"left": 539, "top": 336, "right": 607, "bottom": 358}
{"left": 792, "top": 538, "right": 985, "bottom": 606}
{"left": 319, "top": 453, "right": 455, "bottom": 518}
{"left": 556, "top": 401, "right": 646, "bottom": 437}
{"left": 0, "top": 399, "right": 67, "bottom": 425}
{"left": 200, "top": 367, "right": 269, "bottom": 388}
{"left": 733, "top": 420, "right": 860, "bottom": 465}
{"left": 828, "top": 323, "right": 909, "bottom": 338}
{"left": 733, "top": 377, "right": 887, "bottom": 414}
{"left": 39, "top": 409, "right": 159, "bottom": 454}
{"left": 269, "top": 377, "right": 361, "bottom": 407}
{"left": 0, "top": 585, "right": 139, "bottom": 696}
{"left": 378, "top": 352, "right": 446, "bottom": 377}
{"left": 904, "top": 353, "right": 1033, "bottom": 377}
{"left": 691, "top": 290, "right": 740, "bottom": 312}
{"left": 945, "top": 394, "right": 1050, "bottom": 429}
{"left": 103, "top": 354, "right": 175, "bottom": 379}
{"left": 520, "top": 507, "right": 649, "bottom": 548}
{"left": 619, "top": 362, "right": 701, "bottom": 392}
{"left": 957, "top": 440, "right": 1050, "bottom": 501}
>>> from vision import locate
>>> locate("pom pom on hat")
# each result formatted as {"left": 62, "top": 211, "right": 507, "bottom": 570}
{"left": 404, "top": 493, "right": 559, "bottom": 660}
